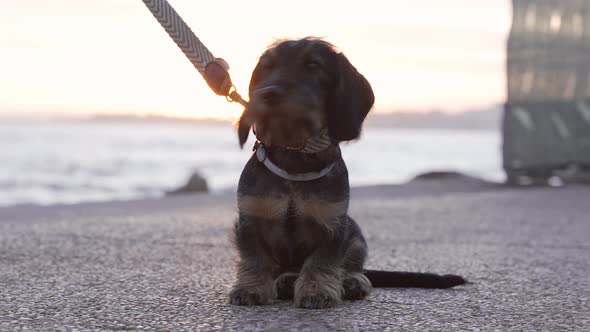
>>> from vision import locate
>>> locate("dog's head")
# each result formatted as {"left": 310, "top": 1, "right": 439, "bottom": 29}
{"left": 238, "top": 38, "right": 374, "bottom": 148}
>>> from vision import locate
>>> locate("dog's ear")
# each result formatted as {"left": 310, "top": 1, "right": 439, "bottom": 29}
{"left": 327, "top": 53, "right": 374, "bottom": 142}
{"left": 236, "top": 54, "right": 269, "bottom": 148}
{"left": 237, "top": 108, "right": 251, "bottom": 148}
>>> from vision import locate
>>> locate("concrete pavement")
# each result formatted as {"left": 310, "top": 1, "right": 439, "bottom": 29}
{"left": 1, "top": 183, "right": 589, "bottom": 331}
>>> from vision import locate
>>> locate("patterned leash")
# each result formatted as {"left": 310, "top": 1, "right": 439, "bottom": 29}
{"left": 140, "top": 0, "right": 247, "bottom": 106}
{"left": 140, "top": 0, "right": 332, "bottom": 153}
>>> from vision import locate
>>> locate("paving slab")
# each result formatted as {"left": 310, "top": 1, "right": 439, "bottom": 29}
{"left": 1, "top": 184, "right": 589, "bottom": 331}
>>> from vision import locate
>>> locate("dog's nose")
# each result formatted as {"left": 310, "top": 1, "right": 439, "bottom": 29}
{"left": 254, "top": 85, "right": 285, "bottom": 105}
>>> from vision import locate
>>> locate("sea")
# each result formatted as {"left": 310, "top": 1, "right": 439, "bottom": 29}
{"left": 0, "top": 120, "right": 503, "bottom": 207}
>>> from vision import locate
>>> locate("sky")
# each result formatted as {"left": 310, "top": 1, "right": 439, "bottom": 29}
{"left": 0, "top": 0, "right": 511, "bottom": 121}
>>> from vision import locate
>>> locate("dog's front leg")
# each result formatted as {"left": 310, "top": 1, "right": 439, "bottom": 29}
{"left": 294, "top": 237, "right": 345, "bottom": 309}
{"left": 228, "top": 216, "right": 277, "bottom": 306}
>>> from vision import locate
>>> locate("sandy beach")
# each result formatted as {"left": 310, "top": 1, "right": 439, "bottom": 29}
{"left": 1, "top": 179, "right": 589, "bottom": 331}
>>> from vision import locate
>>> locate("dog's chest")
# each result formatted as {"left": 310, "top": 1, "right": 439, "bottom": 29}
{"left": 238, "top": 192, "right": 348, "bottom": 266}
{"left": 237, "top": 192, "right": 347, "bottom": 225}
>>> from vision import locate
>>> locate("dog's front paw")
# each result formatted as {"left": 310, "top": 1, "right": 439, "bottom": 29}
{"left": 343, "top": 273, "right": 371, "bottom": 300}
{"left": 294, "top": 272, "right": 343, "bottom": 309}
{"left": 294, "top": 290, "right": 340, "bottom": 309}
{"left": 228, "top": 287, "right": 270, "bottom": 306}
{"left": 294, "top": 280, "right": 342, "bottom": 309}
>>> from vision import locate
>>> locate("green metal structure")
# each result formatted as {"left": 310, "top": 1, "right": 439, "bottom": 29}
{"left": 504, "top": 0, "right": 590, "bottom": 184}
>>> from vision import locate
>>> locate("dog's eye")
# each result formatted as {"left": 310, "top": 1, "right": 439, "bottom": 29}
{"left": 259, "top": 57, "right": 274, "bottom": 70}
{"left": 305, "top": 60, "right": 322, "bottom": 71}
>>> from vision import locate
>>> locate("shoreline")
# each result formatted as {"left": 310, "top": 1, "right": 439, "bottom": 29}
{"left": 0, "top": 175, "right": 506, "bottom": 220}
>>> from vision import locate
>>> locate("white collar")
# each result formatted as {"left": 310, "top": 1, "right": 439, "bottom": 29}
{"left": 255, "top": 144, "right": 335, "bottom": 181}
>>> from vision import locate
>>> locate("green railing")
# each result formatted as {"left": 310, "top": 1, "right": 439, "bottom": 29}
{"left": 504, "top": 0, "right": 590, "bottom": 184}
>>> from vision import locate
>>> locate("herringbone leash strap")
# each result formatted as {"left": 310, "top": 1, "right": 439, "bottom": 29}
{"left": 140, "top": 0, "right": 246, "bottom": 105}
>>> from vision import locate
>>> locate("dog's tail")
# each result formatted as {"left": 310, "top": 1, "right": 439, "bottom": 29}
{"left": 363, "top": 270, "right": 466, "bottom": 289}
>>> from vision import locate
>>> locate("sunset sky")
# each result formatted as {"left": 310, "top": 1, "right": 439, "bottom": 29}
{"left": 0, "top": 0, "right": 511, "bottom": 121}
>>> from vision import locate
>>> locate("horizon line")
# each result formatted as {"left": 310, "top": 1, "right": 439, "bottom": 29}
{"left": 0, "top": 103, "right": 502, "bottom": 121}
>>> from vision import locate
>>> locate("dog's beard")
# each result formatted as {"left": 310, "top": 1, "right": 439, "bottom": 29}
{"left": 242, "top": 101, "right": 323, "bottom": 149}
{"left": 254, "top": 119, "right": 307, "bottom": 149}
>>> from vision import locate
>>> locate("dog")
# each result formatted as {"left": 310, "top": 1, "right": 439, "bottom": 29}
{"left": 229, "top": 38, "right": 465, "bottom": 309}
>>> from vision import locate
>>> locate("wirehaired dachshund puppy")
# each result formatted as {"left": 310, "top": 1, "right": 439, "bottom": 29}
{"left": 230, "top": 38, "right": 465, "bottom": 309}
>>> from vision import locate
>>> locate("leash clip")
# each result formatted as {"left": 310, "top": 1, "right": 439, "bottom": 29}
{"left": 252, "top": 141, "right": 262, "bottom": 151}
{"left": 226, "top": 85, "right": 247, "bottom": 106}
{"left": 252, "top": 141, "right": 261, "bottom": 152}
{"left": 204, "top": 59, "right": 248, "bottom": 107}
